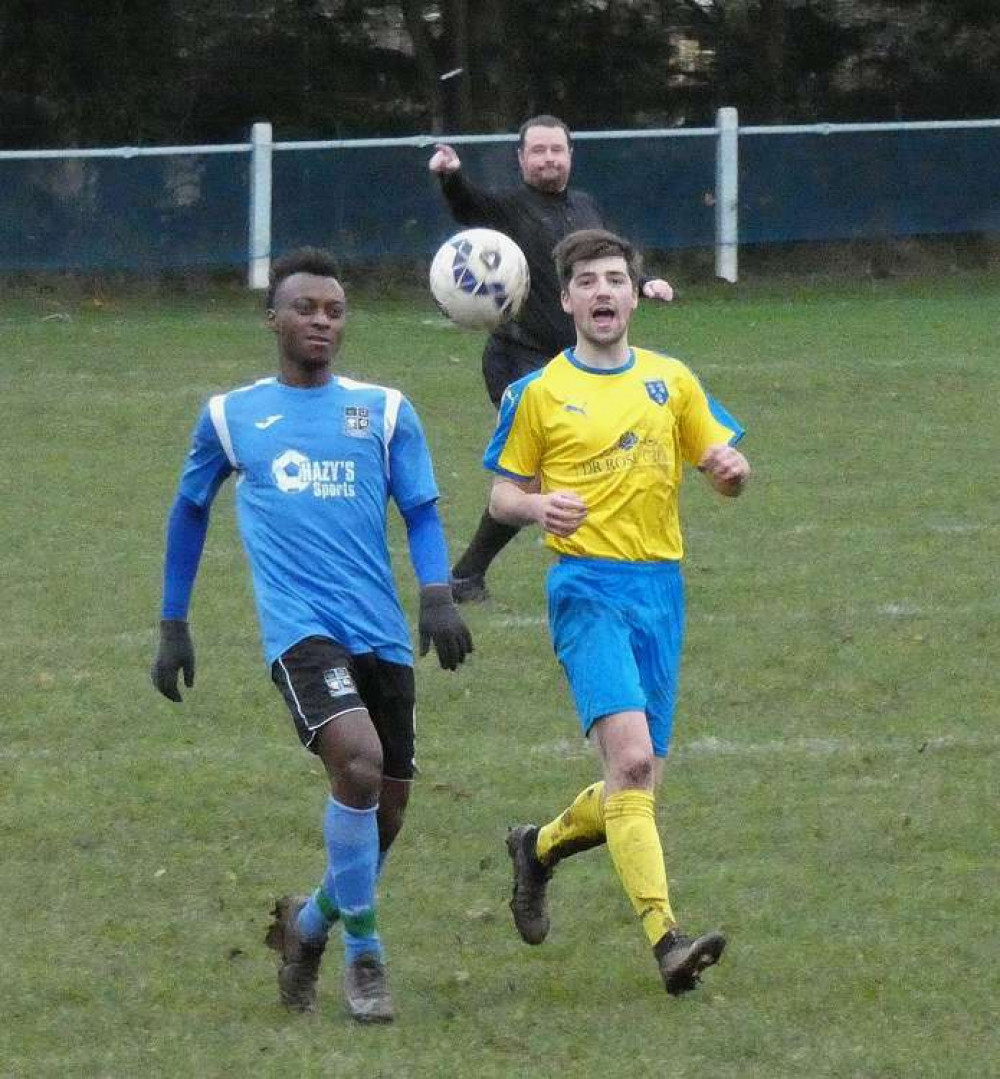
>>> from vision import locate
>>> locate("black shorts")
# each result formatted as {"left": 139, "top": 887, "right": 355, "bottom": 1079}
{"left": 482, "top": 336, "right": 549, "bottom": 408}
{"left": 271, "top": 636, "right": 416, "bottom": 780}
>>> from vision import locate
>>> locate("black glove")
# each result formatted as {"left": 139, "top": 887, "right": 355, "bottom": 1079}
{"left": 151, "top": 619, "right": 195, "bottom": 702}
{"left": 418, "top": 584, "right": 473, "bottom": 671}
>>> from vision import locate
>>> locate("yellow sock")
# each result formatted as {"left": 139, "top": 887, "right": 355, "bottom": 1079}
{"left": 536, "top": 782, "right": 606, "bottom": 865}
{"left": 603, "top": 789, "right": 676, "bottom": 947}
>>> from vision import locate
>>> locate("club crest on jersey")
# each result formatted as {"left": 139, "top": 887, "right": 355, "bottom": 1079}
{"left": 343, "top": 406, "right": 370, "bottom": 437}
{"left": 323, "top": 666, "right": 356, "bottom": 697}
{"left": 644, "top": 379, "right": 669, "bottom": 405}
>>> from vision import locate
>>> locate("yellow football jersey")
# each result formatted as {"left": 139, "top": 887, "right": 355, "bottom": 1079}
{"left": 483, "top": 347, "right": 743, "bottom": 561}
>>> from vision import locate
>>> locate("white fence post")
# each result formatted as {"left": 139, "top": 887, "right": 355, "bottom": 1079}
{"left": 715, "top": 107, "right": 739, "bottom": 283}
{"left": 248, "top": 122, "right": 273, "bottom": 290}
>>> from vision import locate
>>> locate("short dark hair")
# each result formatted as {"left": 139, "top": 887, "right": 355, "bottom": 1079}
{"left": 266, "top": 246, "right": 341, "bottom": 309}
{"left": 518, "top": 114, "right": 572, "bottom": 148}
{"left": 553, "top": 229, "right": 643, "bottom": 288}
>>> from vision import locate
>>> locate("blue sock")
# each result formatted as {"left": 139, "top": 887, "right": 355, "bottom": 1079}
{"left": 296, "top": 884, "right": 339, "bottom": 943}
{"left": 295, "top": 809, "right": 391, "bottom": 947}
{"left": 322, "top": 797, "right": 382, "bottom": 962}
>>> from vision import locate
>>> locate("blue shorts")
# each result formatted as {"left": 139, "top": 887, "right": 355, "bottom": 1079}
{"left": 546, "top": 557, "right": 685, "bottom": 757}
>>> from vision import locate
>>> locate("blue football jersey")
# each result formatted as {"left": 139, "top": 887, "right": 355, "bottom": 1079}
{"left": 178, "top": 375, "right": 438, "bottom": 665}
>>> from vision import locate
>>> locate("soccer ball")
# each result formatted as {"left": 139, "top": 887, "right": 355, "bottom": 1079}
{"left": 429, "top": 228, "right": 530, "bottom": 331}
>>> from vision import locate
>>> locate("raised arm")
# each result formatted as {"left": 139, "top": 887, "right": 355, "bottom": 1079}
{"left": 428, "top": 142, "right": 462, "bottom": 176}
{"left": 429, "top": 142, "right": 510, "bottom": 228}
{"left": 641, "top": 278, "right": 674, "bottom": 302}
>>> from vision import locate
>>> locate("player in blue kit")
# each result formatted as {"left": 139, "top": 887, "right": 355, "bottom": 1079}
{"left": 151, "top": 247, "right": 472, "bottom": 1023}
{"left": 485, "top": 229, "right": 750, "bottom": 995}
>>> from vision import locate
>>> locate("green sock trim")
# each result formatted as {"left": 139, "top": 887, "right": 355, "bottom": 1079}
{"left": 316, "top": 888, "right": 339, "bottom": 922}
{"left": 341, "top": 908, "right": 377, "bottom": 938}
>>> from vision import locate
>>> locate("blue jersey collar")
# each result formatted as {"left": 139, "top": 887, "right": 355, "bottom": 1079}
{"left": 565, "top": 347, "right": 635, "bottom": 375}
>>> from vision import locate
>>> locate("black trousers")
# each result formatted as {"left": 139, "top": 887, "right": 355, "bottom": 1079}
{"left": 482, "top": 336, "right": 550, "bottom": 408}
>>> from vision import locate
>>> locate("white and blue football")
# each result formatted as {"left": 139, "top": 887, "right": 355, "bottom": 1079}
{"left": 429, "top": 228, "right": 530, "bottom": 331}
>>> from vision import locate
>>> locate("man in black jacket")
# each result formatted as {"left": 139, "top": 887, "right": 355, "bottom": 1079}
{"left": 429, "top": 115, "right": 674, "bottom": 601}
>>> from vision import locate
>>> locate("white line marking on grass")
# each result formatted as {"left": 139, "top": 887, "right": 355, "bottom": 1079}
{"left": 492, "top": 615, "right": 548, "bottom": 628}
{"left": 876, "top": 603, "right": 922, "bottom": 617}
{"left": 695, "top": 599, "right": 999, "bottom": 625}
{"left": 0, "top": 743, "right": 308, "bottom": 763}
{"left": 525, "top": 732, "right": 998, "bottom": 763}
{"left": 690, "top": 520, "right": 999, "bottom": 542}
{"left": 4, "top": 733, "right": 996, "bottom": 765}
{"left": 107, "top": 629, "right": 157, "bottom": 644}
{"left": 929, "top": 522, "right": 994, "bottom": 534}
{"left": 696, "top": 610, "right": 813, "bottom": 624}
{"left": 675, "top": 734, "right": 999, "bottom": 758}
{"left": 528, "top": 738, "right": 594, "bottom": 761}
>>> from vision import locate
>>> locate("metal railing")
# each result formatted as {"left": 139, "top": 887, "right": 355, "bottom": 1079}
{"left": 2, "top": 112, "right": 998, "bottom": 283}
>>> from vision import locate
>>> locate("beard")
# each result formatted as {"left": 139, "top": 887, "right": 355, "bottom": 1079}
{"left": 528, "top": 167, "right": 568, "bottom": 194}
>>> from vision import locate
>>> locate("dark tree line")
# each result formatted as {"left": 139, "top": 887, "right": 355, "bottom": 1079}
{"left": 2, "top": 1, "right": 998, "bottom": 148}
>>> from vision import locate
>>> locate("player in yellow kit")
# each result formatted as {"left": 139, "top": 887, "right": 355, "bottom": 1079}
{"left": 484, "top": 228, "right": 750, "bottom": 995}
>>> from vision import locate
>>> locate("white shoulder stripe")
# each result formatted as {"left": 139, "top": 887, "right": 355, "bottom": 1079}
{"left": 336, "top": 377, "right": 402, "bottom": 474}
{"left": 208, "top": 393, "right": 238, "bottom": 468}
{"left": 382, "top": 388, "right": 402, "bottom": 472}
{"left": 337, "top": 375, "right": 371, "bottom": 391}
{"left": 227, "top": 375, "right": 277, "bottom": 396}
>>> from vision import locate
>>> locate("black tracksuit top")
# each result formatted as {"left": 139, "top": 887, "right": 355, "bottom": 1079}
{"left": 439, "top": 170, "right": 605, "bottom": 358}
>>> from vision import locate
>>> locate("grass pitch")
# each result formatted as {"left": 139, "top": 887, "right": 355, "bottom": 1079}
{"left": 2, "top": 273, "right": 998, "bottom": 1077}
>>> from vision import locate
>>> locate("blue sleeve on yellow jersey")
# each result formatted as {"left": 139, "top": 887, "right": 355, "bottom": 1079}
{"left": 482, "top": 370, "right": 543, "bottom": 479}
{"left": 647, "top": 348, "right": 746, "bottom": 448}
{"left": 707, "top": 394, "right": 746, "bottom": 445}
